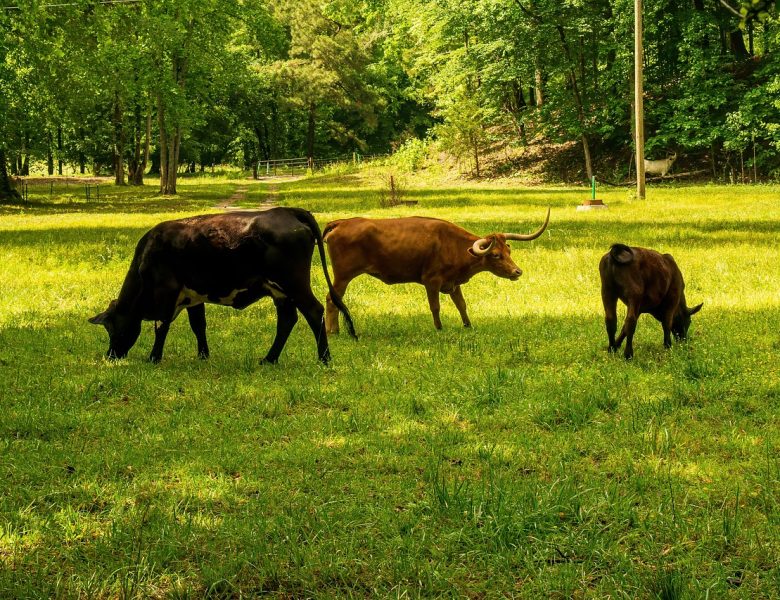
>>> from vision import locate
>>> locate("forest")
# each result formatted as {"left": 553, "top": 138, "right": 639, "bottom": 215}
{"left": 0, "top": 0, "right": 778, "bottom": 197}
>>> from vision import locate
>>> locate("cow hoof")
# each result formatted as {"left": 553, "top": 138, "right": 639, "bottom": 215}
{"left": 607, "top": 345, "right": 618, "bottom": 353}
{"left": 149, "top": 355, "right": 162, "bottom": 364}
{"left": 463, "top": 322, "right": 472, "bottom": 328}
{"left": 198, "top": 352, "right": 209, "bottom": 360}
{"left": 260, "top": 357, "right": 278, "bottom": 365}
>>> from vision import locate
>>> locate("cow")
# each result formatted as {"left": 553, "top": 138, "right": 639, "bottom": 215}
{"left": 322, "top": 208, "right": 550, "bottom": 332}
{"left": 644, "top": 153, "right": 677, "bottom": 177}
{"left": 599, "top": 243, "right": 702, "bottom": 359}
{"left": 89, "top": 208, "right": 356, "bottom": 365}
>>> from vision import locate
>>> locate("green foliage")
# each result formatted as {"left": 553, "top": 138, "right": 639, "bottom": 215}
{"left": 2, "top": 0, "right": 780, "bottom": 184}
{"left": 386, "top": 137, "right": 430, "bottom": 171}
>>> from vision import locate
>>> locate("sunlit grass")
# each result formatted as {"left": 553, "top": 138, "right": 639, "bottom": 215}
{"left": 1, "top": 173, "right": 779, "bottom": 597}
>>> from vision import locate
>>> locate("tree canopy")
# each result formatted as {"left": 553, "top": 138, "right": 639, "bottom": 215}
{"left": 1, "top": 0, "right": 778, "bottom": 197}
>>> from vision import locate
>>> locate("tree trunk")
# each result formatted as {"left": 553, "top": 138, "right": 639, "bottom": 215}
{"left": 47, "top": 132, "right": 54, "bottom": 176}
{"left": 128, "top": 102, "right": 148, "bottom": 185}
{"left": 306, "top": 103, "right": 316, "bottom": 161}
{"left": 148, "top": 147, "right": 160, "bottom": 175}
{"left": 159, "top": 97, "right": 169, "bottom": 193}
{"left": 581, "top": 134, "right": 593, "bottom": 181}
{"left": 113, "top": 93, "right": 126, "bottom": 186}
{"left": 20, "top": 136, "right": 29, "bottom": 175}
{"left": 0, "top": 148, "right": 21, "bottom": 202}
{"left": 57, "top": 126, "right": 63, "bottom": 176}
{"left": 508, "top": 81, "right": 528, "bottom": 145}
{"left": 473, "top": 136, "right": 480, "bottom": 178}
{"left": 728, "top": 28, "right": 749, "bottom": 59}
{"left": 556, "top": 24, "right": 593, "bottom": 181}
{"left": 159, "top": 95, "right": 180, "bottom": 196}
{"left": 534, "top": 61, "right": 544, "bottom": 106}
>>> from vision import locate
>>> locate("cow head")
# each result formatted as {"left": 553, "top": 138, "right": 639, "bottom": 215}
{"left": 672, "top": 302, "right": 703, "bottom": 340}
{"left": 469, "top": 234, "right": 523, "bottom": 280}
{"left": 89, "top": 300, "right": 142, "bottom": 359}
{"left": 468, "top": 208, "right": 550, "bottom": 281}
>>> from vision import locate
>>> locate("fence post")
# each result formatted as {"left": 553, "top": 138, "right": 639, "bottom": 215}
{"left": 96, "top": 184, "right": 100, "bottom": 201}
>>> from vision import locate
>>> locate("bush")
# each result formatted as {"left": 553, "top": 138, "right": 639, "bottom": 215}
{"left": 387, "top": 138, "right": 430, "bottom": 172}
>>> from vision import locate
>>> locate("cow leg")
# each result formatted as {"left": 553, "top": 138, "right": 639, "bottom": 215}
{"left": 425, "top": 284, "right": 443, "bottom": 330}
{"left": 615, "top": 304, "right": 639, "bottom": 360}
{"left": 187, "top": 304, "right": 209, "bottom": 359}
{"left": 602, "top": 290, "right": 619, "bottom": 352}
{"left": 149, "top": 320, "right": 171, "bottom": 364}
{"left": 662, "top": 308, "right": 674, "bottom": 349}
{"left": 148, "top": 286, "right": 179, "bottom": 363}
{"left": 449, "top": 286, "right": 471, "bottom": 328}
{"left": 297, "top": 294, "right": 331, "bottom": 364}
{"left": 261, "top": 298, "right": 299, "bottom": 365}
{"left": 325, "top": 277, "right": 351, "bottom": 335}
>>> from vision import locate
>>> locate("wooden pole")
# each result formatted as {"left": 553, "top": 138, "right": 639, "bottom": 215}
{"left": 635, "top": 0, "right": 646, "bottom": 199}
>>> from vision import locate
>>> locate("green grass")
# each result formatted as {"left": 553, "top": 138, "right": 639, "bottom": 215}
{"left": 1, "top": 173, "right": 779, "bottom": 597}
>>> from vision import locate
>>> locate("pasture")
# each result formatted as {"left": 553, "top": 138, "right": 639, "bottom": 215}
{"left": 1, "top": 174, "right": 779, "bottom": 598}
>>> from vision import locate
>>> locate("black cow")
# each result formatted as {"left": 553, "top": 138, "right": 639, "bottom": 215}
{"left": 89, "top": 208, "right": 356, "bottom": 364}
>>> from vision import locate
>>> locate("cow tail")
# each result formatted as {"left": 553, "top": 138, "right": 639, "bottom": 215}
{"left": 295, "top": 210, "right": 358, "bottom": 339}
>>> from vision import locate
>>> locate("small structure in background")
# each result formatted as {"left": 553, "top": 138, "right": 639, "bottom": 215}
{"left": 577, "top": 176, "right": 607, "bottom": 211}
{"left": 84, "top": 184, "right": 100, "bottom": 201}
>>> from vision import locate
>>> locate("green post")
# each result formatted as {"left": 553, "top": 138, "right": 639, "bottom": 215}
{"left": 591, "top": 176, "right": 596, "bottom": 201}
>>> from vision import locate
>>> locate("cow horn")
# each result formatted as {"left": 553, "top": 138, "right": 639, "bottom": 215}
{"left": 471, "top": 237, "right": 495, "bottom": 256}
{"left": 503, "top": 207, "right": 550, "bottom": 241}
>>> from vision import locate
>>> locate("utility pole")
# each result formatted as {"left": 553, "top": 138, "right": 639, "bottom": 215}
{"left": 635, "top": 0, "right": 646, "bottom": 199}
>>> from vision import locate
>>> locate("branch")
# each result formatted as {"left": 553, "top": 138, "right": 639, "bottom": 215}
{"left": 513, "top": 0, "right": 542, "bottom": 24}
{"left": 719, "top": 0, "right": 743, "bottom": 18}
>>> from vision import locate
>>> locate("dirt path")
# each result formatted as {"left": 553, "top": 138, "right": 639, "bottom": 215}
{"left": 215, "top": 186, "right": 249, "bottom": 210}
{"left": 215, "top": 176, "right": 300, "bottom": 211}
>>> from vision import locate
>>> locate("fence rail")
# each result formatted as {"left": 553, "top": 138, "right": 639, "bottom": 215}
{"left": 257, "top": 153, "right": 388, "bottom": 176}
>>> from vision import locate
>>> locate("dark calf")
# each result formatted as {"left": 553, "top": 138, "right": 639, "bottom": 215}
{"left": 599, "top": 244, "right": 702, "bottom": 359}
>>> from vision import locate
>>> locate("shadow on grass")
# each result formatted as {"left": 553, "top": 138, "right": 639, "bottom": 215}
{"left": 2, "top": 217, "right": 778, "bottom": 252}
{"left": 1, "top": 183, "right": 242, "bottom": 216}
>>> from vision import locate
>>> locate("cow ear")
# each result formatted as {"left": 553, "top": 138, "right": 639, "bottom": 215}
{"left": 89, "top": 300, "right": 117, "bottom": 325}
{"left": 688, "top": 302, "right": 703, "bottom": 316}
{"left": 89, "top": 311, "right": 108, "bottom": 325}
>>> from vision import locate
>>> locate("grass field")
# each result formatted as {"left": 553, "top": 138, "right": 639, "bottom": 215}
{"left": 1, "top": 173, "right": 779, "bottom": 598}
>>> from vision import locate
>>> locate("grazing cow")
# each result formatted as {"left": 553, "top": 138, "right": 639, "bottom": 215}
{"left": 599, "top": 243, "right": 702, "bottom": 359}
{"left": 322, "top": 208, "right": 550, "bottom": 332}
{"left": 644, "top": 153, "right": 677, "bottom": 177}
{"left": 89, "top": 208, "right": 356, "bottom": 364}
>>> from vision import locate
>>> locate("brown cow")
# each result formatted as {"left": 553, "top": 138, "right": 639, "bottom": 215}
{"left": 322, "top": 209, "right": 550, "bottom": 332}
{"left": 599, "top": 243, "right": 702, "bottom": 359}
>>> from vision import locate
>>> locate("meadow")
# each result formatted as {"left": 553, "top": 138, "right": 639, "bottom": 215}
{"left": 1, "top": 172, "right": 779, "bottom": 598}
